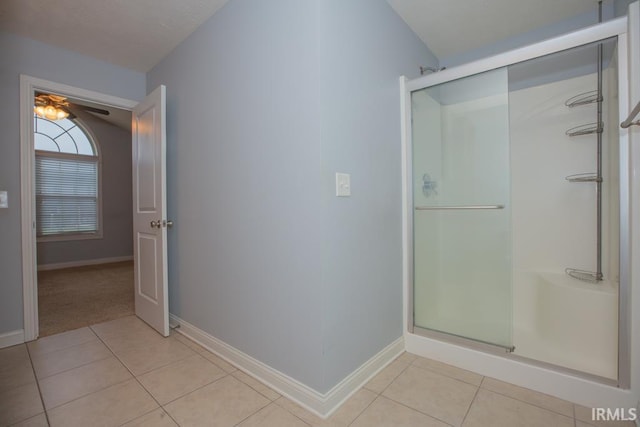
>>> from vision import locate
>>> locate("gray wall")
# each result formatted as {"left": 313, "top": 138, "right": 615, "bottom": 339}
{"left": 317, "top": 0, "right": 437, "bottom": 390}
{"left": 148, "top": 0, "right": 435, "bottom": 393}
{"left": 37, "top": 112, "right": 133, "bottom": 266}
{"left": 0, "top": 31, "right": 145, "bottom": 334}
{"left": 615, "top": 0, "right": 636, "bottom": 16}
{"left": 149, "top": 0, "right": 326, "bottom": 391}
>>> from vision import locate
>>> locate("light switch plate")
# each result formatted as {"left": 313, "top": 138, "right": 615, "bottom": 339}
{"left": 0, "top": 191, "right": 7, "bottom": 208}
{"left": 336, "top": 173, "right": 351, "bottom": 197}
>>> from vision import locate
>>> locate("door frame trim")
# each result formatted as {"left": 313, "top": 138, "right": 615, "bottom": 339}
{"left": 19, "top": 75, "right": 137, "bottom": 341}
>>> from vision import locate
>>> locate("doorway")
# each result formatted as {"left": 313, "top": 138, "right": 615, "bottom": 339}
{"left": 20, "top": 76, "right": 138, "bottom": 341}
{"left": 33, "top": 92, "right": 134, "bottom": 336}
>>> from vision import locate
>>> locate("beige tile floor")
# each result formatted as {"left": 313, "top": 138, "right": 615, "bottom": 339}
{"left": 0, "top": 315, "right": 635, "bottom": 427}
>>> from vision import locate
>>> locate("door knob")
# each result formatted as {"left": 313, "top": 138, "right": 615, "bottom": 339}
{"left": 150, "top": 220, "right": 159, "bottom": 228}
{"left": 163, "top": 220, "right": 174, "bottom": 228}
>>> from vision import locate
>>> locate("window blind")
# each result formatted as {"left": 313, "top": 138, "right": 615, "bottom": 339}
{"left": 35, "top": 154, "right": 98, "bottom": 236}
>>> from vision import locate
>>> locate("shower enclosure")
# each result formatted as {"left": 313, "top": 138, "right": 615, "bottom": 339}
{"left": 403, "top": 18, "right": 631, "bottom": 386}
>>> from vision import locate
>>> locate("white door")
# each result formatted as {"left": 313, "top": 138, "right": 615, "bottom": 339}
{"left": 132, "top": 85, "right": 170, "bottom": 336}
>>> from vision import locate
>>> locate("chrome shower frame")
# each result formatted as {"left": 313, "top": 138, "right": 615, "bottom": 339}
{"left": 401, "top": 16, "right": 631, "bottom": 390}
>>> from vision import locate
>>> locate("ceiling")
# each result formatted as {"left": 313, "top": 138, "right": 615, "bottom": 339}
{"left": 0, "top": 0, "right": 229, "bottom": 72}
{"left": 1, "top": 0, "right": 601, "bottom": 73}
{"left": 387, "top": 0, "right": 600, "bottom": 60}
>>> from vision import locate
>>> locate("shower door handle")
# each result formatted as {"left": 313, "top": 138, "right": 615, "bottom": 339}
{"left": 415, "top": 205, "right": 505, "bottom": 210}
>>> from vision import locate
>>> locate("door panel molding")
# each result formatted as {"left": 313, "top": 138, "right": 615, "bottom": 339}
{"left": 132, "top": 85, "right": 169, "bottom": 337}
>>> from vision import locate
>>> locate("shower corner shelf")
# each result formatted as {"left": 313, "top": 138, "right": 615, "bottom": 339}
{"left": 565, "top": 173, "right": 603, "bottom": 183}
{"left": 564, "top": 90, "right": 602, "bottom": 108}
{"left": 565, "top": 122, "right": 603, "bottom": 137}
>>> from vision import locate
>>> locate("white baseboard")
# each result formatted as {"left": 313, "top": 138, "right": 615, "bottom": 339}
{"left": 0, "top": 330, "right": 25, "bottom": 348}
{"left": 170, "top": 314, "right": 404, "bottom": 419}
{"left": 37, "top": 256, "right": 133, "bottom": 271}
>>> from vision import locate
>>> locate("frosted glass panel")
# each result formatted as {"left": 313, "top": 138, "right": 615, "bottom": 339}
{"left": 412, "top": 68, "right": 513, "bottom": 348}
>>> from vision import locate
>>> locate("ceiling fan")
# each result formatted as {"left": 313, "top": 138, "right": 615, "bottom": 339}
{"left": 34, "top": 92, "right": 110, "bottom": 121}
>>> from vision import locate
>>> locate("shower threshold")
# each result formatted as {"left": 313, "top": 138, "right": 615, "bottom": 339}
{"left": 411, "top": 326, "right": 619, "bottom": 387}
{"left": 412, "top": 326, "right": 515, "bottom": 354}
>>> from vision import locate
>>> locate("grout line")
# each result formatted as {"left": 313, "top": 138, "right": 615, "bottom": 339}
{"left": 28, "top": 332, "right": 99, "bottom": 358}
{"left": 37, "top": 356, "right": 132, "bottom": 410}
{"left": 231, "top": 399, "right": 272, "bottom": 427}
{"left": 370, "top": 359, "right": 412, "bottom": 396}
{"left": 32, "top": 348, "right": 113, "bottom": 381}
{"left": 230, "top": 370, "right": 281, "bottom": 401}
{"left": 115, "top": 408, "right": 163, "bottom": 427}
{"left": 349, "top": 365, "right": 390, "bottom": 426}
{"left": 159, "top": 408, "right": 181, "bottom": 427}
{"left": 378, "top": 395, "right": 456, "bottom": 427}
{"left": 272, "top": 397, "right": 315, "bottom": 426}
{"left": 346, "top": 393, "right": 378, "bottom": 427}
{"left": 157, "top": 406, "right": 182, "bottom": 427}
{"left": 32, "top": 327, "right": 132, "bottom": 417}
{"left": 44, "top": 377, "right": 133, "bottom": 412}
{"left": 150, "top": 402, "right": 179, "bottom": 426}
{"left": 90, "top": 328, "right": 183, "bottom": 426}
{"left": 289, "top": 412, "right": 313, "bottom": 426}
{"left": 89, "top": 318, "right": 249, "bottom": 425}
{"left": 174, "top": 333, "right": 239, "bottom": 374}
{"left": 194, "top": 349, "right": 238, "bottom": 373}
{"left": 484, "top": 387, "right": 576, "bottom": 420}
{"left": 45, "top": 322, "right": 191, "bottom": 414}
{"left": 460, "top": 381, "right": 482, "bottom": 426}
{"left": 158, "top": 373, "right": 230, "bottom": 407}
{"left": 89, "top": 325, "right": 175, "bottom": 425}
{"left": 91, "top": 335, "right": 197, "bottom": 377}
{"left": 24, "top": 344, "right": 51, "bottom": 427}
{"left": 398, "top": 353, "right": 418, "bottom": 367}
{"left": 479, "top": 381, "right": 575, "bottom": 419}
{"left": 479, "top": 376, "right": 487, "bottom": 387}
{"left": 410, "top": 361, "right": 483, "bottom": 387}
{"left": 413, "top": 357, "right": 576, "bottom": 421}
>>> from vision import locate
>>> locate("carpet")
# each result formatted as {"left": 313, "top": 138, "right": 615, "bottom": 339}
{"left": 37, "top": 261, "right": 134, "bottom": 337}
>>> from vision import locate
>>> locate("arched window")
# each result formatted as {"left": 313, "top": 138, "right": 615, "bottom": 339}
{"left": 34, "top": 114, "right": 101, "bottom": 239}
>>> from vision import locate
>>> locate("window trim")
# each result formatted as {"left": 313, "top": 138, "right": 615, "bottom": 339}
{"left": 35, "top": 117, "right": 104, "bottom": 243}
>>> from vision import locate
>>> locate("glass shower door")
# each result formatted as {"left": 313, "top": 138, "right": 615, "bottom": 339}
{"left": 411, "top": 68, "right": 513, "bottom": 349}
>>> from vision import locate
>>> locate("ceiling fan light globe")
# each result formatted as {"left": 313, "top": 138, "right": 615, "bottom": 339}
{"left": 34, "top": 105, "right": 45, "bottom": 118}
{"left": 44, "top": 105, "right": 58, "bottom": 120}
{"left": 56, "top": 109, "right": 68, "bottom": 120}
